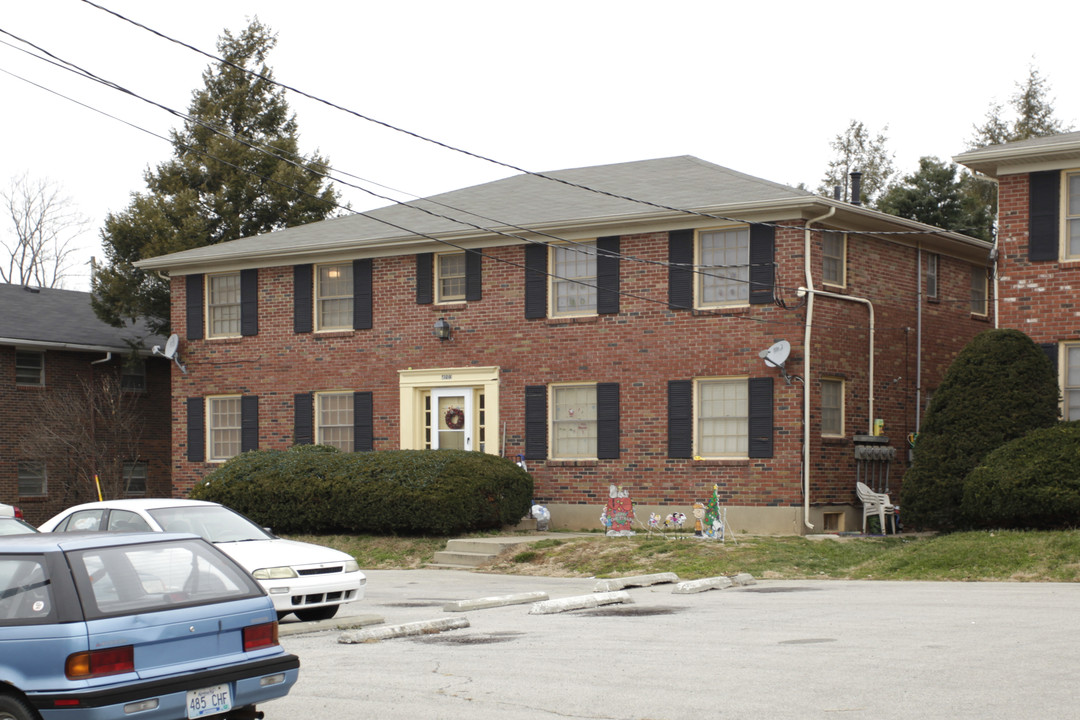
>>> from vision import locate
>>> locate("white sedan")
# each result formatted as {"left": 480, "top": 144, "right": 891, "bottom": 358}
{"left": 39, "top": 498, "right": 365, "bottom": 621}
{"left": 0, "top": 502, "right": 19, "bottom": 518}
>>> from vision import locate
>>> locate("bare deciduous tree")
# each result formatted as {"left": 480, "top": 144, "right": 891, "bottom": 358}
{"left": 20, "top": 373, "right": 148, "bottom": 503}
{"left": 1, "top": 173, "right": 89, "bottom": 288}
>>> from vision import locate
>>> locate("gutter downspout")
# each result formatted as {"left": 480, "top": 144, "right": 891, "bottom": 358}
{"left": 801, "top": 207, "right": 836, "bottom": 531}
{"left": 90, "top": 352, "right": 112, "bottom": 365}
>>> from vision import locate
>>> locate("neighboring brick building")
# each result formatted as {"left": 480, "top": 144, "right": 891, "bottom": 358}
{"left": 956, "top": 131, "right": 1080, "bottom": 419}
{"left": 0, "top": 283, "right": 171, "bottom": 524}
{"left": 137, "top": 156, "right": 992, "bottom": 533}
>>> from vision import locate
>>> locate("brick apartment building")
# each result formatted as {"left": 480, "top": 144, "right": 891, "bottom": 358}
{"left": 956, "top": 131, "right": 1080, "bottom": 420}
{"left": 137, "top": 156, "right": 993, "bottom": 533}
{"left": 0, "top": 283, "right": 171, "bottom": 524}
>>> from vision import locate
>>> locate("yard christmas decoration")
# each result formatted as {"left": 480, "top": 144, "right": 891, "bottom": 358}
{"left": 601, "top": 484, "right": 635, "bottom": 536}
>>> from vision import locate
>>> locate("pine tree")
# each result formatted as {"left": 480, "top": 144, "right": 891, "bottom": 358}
{"left": 970, "top": 65, "right": 1071, "bottom": 148}
{"left": 92, "top": 19, "right": 341, "bottom": 335}
{"left": 876, "top": 157, "right": 994, "bottom": 241}
{"left": 817, "top": 120, "right": 896, "bottom": 206}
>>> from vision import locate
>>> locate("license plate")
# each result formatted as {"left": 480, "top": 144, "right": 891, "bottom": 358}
{"left": 187, "top": 684, "right": 232, "bottom": 719}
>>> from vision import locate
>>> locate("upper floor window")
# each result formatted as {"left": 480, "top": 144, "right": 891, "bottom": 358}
{"left": 551, "top": 384, "right": 598, "bottom": 458}
{"left": 436, "top": 253, "right": 467, "bottom": 303}
{"left": 698, "top": 227, "right": 750, "bottom": 307}
{"left": 207, "top": 395, "right": 242, "bottom": 462}
{"left": 696, "top": 377, "right": 748, "bottom": 457}
{"left": 821, "top": 378, "right": 844, "bottom": 436}
{"left": 18, "top": 460, "right": 46, "bottom": 496}
{"left": 317, "top": 263, "right": 353, "bottom": 330}
{"left": 207, "top": 273, "right": 242, "bottom": 338}
{"left": 551, "top": 243, "right": 597, "bottom": 316}
{"left": 123, "top": 461, "right": 148, "bottom": 496}
{"left": 316, "top": 392, "right": 354, "bottom": 452}
{"left": 1066, "top": 171, "right": 1080, "bottom": 258}
{"left": 926, "top": 253, "right": 939, "bottom": 299}
{"left": 822, "top": 231, "right": 846, "bottom": 286}
{"left": 15, "top": 351, "right": 43, "bottom": 386}
{"left": 970, "top": 265, "right": 988, "bottom": 315}
{"left": 121, "top": 359, "right": 146, "bottom": 392}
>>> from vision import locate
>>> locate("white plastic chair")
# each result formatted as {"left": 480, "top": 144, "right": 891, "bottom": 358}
{"left": 856, "top": 482, "right": 897, "bottom": 534}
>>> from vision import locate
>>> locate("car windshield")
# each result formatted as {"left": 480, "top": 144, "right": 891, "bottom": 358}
{"left": 148, "top": 506, "right": 271, "bottom": 543}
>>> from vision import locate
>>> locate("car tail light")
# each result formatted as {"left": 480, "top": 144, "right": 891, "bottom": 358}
{"left": 243, "top": 621, "right": 279, "bottom": 651}
{"left": 13, "top": 506, "right": 22, "bottom": 519}
{"left": 66, "top": 646, "right": 134, "bottom": 679}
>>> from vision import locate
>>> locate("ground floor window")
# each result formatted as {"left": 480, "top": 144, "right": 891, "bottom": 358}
{"left": 18, "top": 461, "right": 46, "bottom": 496}
{"left": 123, "top": 461, "right": 148, "bottom": 495}
{"left": 696, "top": 378, "right": 748, "bottom": 457}
{"left": 552, "top": 384, "right": 598, "bottom": 459}
{"left": 208, "top": 396, "right": 242, "bottom": 461}
{"left": 317, "top": 392, "right": 355, "bottom": 451}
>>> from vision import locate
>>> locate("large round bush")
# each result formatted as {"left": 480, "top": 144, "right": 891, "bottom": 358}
{"left": 190, "top": 446, "right": 533, "bottom": 536}
{"left": 962, "top": 422, "right": 1080, "bottom": 529}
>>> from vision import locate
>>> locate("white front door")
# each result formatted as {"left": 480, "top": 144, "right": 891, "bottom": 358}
{"left": 431, "top": 388, "right": 473, "bottom": 450}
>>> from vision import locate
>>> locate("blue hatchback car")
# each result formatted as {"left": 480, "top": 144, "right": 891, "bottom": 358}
{"left": 0, "top": 532, "right": 299, "bottom": 720}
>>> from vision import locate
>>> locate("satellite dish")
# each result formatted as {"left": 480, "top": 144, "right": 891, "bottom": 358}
{"left": 163, "top": 334, "right": 179, "bottom": 359}
{"left": 759, "top": 340, "right": 791, "bottom": 368}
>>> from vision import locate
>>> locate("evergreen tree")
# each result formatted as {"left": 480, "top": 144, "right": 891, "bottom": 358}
{"left": 876, "top": 157, "right": 994, "bottom": 241}
{"left": 92, "top": 20, "right": 341, "bottom": 335}
{"left": 817, "top": 120, "right": 896, "bottom": 206}
{"left": 971, "top": 65, "right": 1071, "bottom": 148}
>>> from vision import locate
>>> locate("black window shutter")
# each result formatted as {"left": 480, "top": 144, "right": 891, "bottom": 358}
{"left": 466, "top": 249, "right": 483, "bottom": 301}
{"left": 240, "top": 268, "right": 258, "bottom": 336}
{"left": 524, "top": 245, "right": 548, "bottom": 319}
{"left": 353, "top": 259, "right": 373, "bottom": 330}
{"left": 294, "top": 393, "right": 313, "bottom": 446}
{"left": 1040, "top": 342, "right": 1059, "bottom": 375}
{"left": 294, "top": 264, "right": 313, "bottom": 333}
{"left": 186, "top": 274, "right": 204, "bottom": 340}
{"left": 667, "top": 380, "right": 693, "bottom": 458}
{"left": 354, "top": 391, "right": 373, "bottom": 452}
{"left": 524, "top": 385, "right": 547, "bottom": 460}
{"left": 1029, "top": 170, "right": 1060, "bottom": 262}
{"left": 749, "top": 224, "right": 775, "bottom": 305}
{"left": 596, "top": 236, "right": 620, "bottom": 315}
{"left": 416, "top": 254, "right": 433, "bottom": 304}
{"left": 668, "top": 230, "right": 693, "bottom": 310}
{"left": 241, "top": 396, "right": 259, "bottom": 453}
{"left": 187, "top": 397, "right": 205, "bottom": 462}
{"left": 748, "top": 377, "right": 774, "bottom": 458}
{"left": 597, "top": 382, "right": 620, "bottom": 459}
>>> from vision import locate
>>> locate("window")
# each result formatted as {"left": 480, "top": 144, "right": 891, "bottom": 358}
{"left": 436, "top": 253, "right": 467, "bottom": 303}
{"left": 822, "top": 231, "right": 846, "bottom": 286}
{"left": 121, "top": 360, "right": 146, "bottom": 392}
{"left": 698, "top": 227, "right": 750, "bottom": 307}
{"left": 551, "top": 243, "right": 597, "bottom": 316}
{"left": 207, "top": 273, "right": 242, "bottom": 337}
{"left": 551, "top": 384, "right": 597, "bottom": 458}
{"left": 970, "top": 265, "right": 988, "bottom": 315}
{"left": 926, "top": 254, "right": 939, "bottom": 299}
{"left": 1066, "top": 345, "right": 1080, "bottom": 421}
{"left": 207, "top": 396, "right": 242, "bottom": 462}
{"left": 15, "top": 351, "right": 43, "bottom": 386}
{"left": 18, "top": 461, "right": 46, "bottom": 496}
{"left": 316, "top": 263, "right": 353, "bottom": 330}
{"left": 123, "top": 461, "right": 148, "bottom": 495}
{"left": 697, "top": 378, "right": 748, "bottom": 456}
{"left": 1067, "top": 172, "right": 1080, "bottom": 258}
{"left": 317, "top": 392, "right": 354, "bottom": 452}
{"left": 821, "top": 378, "right": 844, "bottom": 436}
{"left": 106, "top": 508, "right": 151, "bottom": 531}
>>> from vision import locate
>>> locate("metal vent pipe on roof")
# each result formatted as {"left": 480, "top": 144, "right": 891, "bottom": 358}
{"left": 850, "top": 170, "right": 863, "bottom": 206}
{"left": 833, "top": 185, "right": 842, "bottom": 201}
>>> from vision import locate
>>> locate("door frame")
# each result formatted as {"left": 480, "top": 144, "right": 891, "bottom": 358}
{"left": 398, "top": 366, "right": 500, "bottom": 453}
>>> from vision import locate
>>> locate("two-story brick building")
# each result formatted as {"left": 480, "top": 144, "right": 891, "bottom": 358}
{"left": 0, "top": 283, "right": 171, "bottom": 524}
{"left": 137, "top": 155, "right": 992, "bottom": 533}
{"left": 956, "top": 131, "right": 1080, "bottom": 420}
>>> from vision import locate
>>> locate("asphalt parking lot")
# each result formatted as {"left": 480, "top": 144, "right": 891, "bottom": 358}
{"left": 273, "top": 570, "right": 1080, "bottom": 719}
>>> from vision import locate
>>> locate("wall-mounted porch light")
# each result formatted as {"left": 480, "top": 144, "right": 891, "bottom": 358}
{"left": 433, "top": 317, "right": 452, "bottom": 341}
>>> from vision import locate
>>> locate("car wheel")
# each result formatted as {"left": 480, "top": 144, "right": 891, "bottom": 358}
{"left": 294, "top": 605, "right": 339, "bottom": 622}
{"left": 0, "top": 694, "right": 40, "bottom": 720}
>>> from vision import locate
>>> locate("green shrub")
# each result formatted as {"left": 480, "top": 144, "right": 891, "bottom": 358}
{"left": 962, "top": 422, "right": 1080, "bottom": 529}
{"left": 190, "top": 446, "right": 533, "bottom": 536}
{"left": 900, "top": 329, "right": 1059, "bottom": 530}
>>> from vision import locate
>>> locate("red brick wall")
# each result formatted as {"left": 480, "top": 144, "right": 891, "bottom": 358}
{"left": 168, "top": 221, "right": 988, "bottom": 513}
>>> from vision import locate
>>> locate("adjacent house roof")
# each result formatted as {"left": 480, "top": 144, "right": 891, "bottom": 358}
{"left": 0, "top": 283, "right": 164, "bottom": 353}
{"left": 137, "top": 155, "right": 991, "bottom": 273}
{"left": 954, "top": 130, "right": 1080, "bottom": 178}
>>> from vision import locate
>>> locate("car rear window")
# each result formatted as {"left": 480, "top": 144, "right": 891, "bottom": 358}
{"left": 0, "top": 556, "right": 55, "bottom": 625}
{"left": 68, "top": 538, "right": 263, "bottom": 619}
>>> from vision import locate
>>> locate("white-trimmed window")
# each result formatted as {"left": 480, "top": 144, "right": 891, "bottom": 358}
{"left": 551, "top": 242, "right": 597, "bottom": 316}
{"left": 970, "top": 265, "right": 988, "bottom": 315}
{"left": 316, "top": 263, "right": 353, "bottom": 330}
{"left": 698, "top": 227, "right": 750, "bottom": 307}
{"left": 207, "top": 272, "right": 242, "bottom": 337}
{"left": 821, "top": 378, "right": 844, "bottom": 436}
{"left": 822, "top": 231, "right": 846, "bottom": 286}
{"left": 551, "top": 384, "right": 597, "bottom": 458}
{"left": 207, "top": 396, "right": 242, "bottom": 462}
{"left": 317, "top": 392, "right": 354, "bottom": 452}
{"left": 121, "top": 360, "right": 146, "bottom": 392}
{"left": 123, "top": 461, "right": 148, "bottom": 495}
{"left": 696, "top": 378, "right": 748, "bottom": 457}
{"left": 1066, "top": 171, "right": 1080, "bottom": 258}
{"left": 1066, "top": 345, "right": 1080, "bottom": 421}
{"left": 926, "top": 254, "right": 939, "bottom": 299}
{"left": 18, "top": 461, "right": 46, "bottom": 496}
{"left": 15, "top": 351, "right": 43, "bottom": 386}
{"left": 436, "top": 253, "right": 467, "bottom": 303}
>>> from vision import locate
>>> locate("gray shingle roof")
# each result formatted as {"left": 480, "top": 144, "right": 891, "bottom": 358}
{"left": 954, "top": 131, "right": 1080, "bottom": 177}
{"left": 0, "top": 283, "right": 164, "bottom": 352}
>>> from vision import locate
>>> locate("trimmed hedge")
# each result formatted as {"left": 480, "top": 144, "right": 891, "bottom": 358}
{"left": 189, "top": 445, "right": 533, "bottom": 536}
{"left": 962, "top": 422, "right": 1080, "bottom": 530}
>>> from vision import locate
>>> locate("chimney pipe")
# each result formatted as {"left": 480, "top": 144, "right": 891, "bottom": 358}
{"left": 850, "top": 170, "right": 863, "bottom": 206}
{"left": 833, "top": 185, "right": 842, "bottom": 201}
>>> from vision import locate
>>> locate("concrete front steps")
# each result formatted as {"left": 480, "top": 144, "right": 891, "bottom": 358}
{"left": 429, "top": 536, "right": 549, "bottom": 570}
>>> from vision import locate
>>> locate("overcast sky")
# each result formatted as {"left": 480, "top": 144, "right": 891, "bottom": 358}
{"left": 2, "top": 1, "right": 1077, "bottom": 290}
